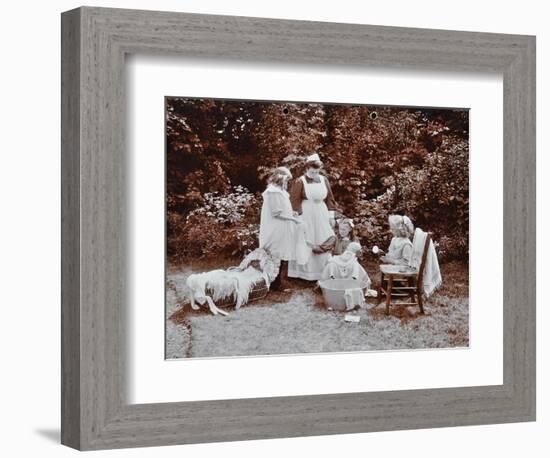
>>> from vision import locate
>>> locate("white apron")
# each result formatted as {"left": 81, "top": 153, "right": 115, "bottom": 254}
{"left": 288, "top": 176, "right": 335, "bottom": 280}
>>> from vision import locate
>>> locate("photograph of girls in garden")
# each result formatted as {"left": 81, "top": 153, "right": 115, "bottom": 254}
{"left": 166, "top": 97, "right": 469, "bottom": 359}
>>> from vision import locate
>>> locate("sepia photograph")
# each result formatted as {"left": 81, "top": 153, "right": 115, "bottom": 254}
{"left": 165, "top": 97, "right": 469, "bottom": 359}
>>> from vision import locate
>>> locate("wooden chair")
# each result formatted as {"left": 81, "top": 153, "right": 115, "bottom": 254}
{"left": 376, "top": 232, "right": 432, "bottom": 315}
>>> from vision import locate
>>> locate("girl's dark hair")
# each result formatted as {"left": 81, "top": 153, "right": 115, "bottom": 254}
{"left": 336, "top": 219, "right": 357, "bottom": 241}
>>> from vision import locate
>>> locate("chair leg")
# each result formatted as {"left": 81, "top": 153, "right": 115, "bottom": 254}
{"left": 376, "top": 273, "right": 384, "bottom": 306}
{"left": 408, "top": 277, "right": 415, "bottom": 303}
{"left": 418, "top": 285, "right": 425, "bottom": 314}
{"left": 385, "top": 276, "right": 393, "bottom": 315}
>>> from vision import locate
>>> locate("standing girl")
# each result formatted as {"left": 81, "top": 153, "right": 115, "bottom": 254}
{"left": 259, "top": 167, "right": 301, "bottom": 290}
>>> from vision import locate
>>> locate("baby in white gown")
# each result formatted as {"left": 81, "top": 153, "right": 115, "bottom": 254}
{"left": 321, "top": 242, "right": 371, "bottom": 286}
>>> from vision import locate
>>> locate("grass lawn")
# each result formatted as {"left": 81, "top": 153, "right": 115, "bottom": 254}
{"left": 166, "top": 259, "right": 469, "bottom": 359}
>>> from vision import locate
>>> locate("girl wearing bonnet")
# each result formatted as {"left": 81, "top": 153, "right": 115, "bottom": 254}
{"left": 380, "top": 214, "right": 415, "bottom": 266}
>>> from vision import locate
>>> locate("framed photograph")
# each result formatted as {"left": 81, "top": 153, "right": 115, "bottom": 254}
{"left": 61, "top": 6, "right": 536, "bottom": 450}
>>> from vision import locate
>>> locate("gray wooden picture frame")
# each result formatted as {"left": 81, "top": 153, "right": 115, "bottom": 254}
{"left": 61, "top": 6, "right": 536, "bottom": 451}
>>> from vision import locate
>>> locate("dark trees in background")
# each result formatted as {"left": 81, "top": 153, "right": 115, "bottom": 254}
{"left": 166, "top": 98, "right": 469, "bottom": 264}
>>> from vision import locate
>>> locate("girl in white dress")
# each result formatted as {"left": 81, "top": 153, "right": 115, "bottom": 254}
{"left": 259, "top": 167, "right": 302, "bottom": 289}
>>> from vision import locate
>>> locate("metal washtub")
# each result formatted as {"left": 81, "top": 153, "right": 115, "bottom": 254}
{"left": 318, "top": 278, "right": 369, "bottom": 311}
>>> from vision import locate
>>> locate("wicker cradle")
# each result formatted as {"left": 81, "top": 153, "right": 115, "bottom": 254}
{"left": 206, "top": 278, "right": 270, "bottom": 308}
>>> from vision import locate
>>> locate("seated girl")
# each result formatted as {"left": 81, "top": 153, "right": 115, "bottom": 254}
{"left": 321, "top": 241, "right": 371, "bottom": 287}
{"left": 333, "top": 217, "right": 358, "bottom": 255}
{"left": 380, "top": 214, "right": 414, "bottom": 266}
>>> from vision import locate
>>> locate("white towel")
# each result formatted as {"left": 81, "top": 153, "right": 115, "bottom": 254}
{"left": 186, "top": 270, "right": 230, "bottom": 316}
{"left": 226, "top": 267, "right": 265, "bottom": 308}
{"left": 410, "top": 228, "right": 442, "bottom": 297}
{"left": 236, "top": 248, "right": 280, "bottom": 286}
{"left": 344, "top": 288, "right": 366, "bottom": 310}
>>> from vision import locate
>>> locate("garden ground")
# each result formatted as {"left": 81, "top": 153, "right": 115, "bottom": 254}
{"left": 166, "top": 259, "right": 469, "bottom": 359}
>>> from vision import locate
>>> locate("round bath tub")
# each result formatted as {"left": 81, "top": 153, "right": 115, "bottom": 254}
{"left": 318, "top": 278, "right": 369, "bottom": 311}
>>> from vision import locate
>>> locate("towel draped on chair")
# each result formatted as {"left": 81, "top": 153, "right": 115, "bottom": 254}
{"left": 409, "top": 228, "right": 442, "bottom": 297}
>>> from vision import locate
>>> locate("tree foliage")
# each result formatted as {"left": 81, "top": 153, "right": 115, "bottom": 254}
{"left": 166, "top": 98, "right": 469, "bottom": 264}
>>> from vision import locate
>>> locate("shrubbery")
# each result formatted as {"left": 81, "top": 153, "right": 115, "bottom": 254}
{"left": 167, "top": 186, "right": 260, "bottom": 263}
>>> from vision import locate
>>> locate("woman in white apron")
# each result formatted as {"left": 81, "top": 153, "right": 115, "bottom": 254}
{"left": 288, "top": 154, "right": 340, "bottom": 281}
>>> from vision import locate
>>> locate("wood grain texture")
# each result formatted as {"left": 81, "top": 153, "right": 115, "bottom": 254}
{"left": 60, "top": 8, "right": 81, "bottom": 450}
{"left": 61, "top": 6, "right": 536, "bottom": 450}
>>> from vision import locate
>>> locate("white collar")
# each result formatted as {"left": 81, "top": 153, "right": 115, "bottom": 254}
{"left": 265, "top": 184, "right": 286, "bottom": 194}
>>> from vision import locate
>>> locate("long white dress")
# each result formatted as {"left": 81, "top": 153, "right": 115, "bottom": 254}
{"left": 259, "top": 184, "right": 297, "bottom": 261}
{"left": 288, "top": 176, "right": 335, "bottom": 280}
